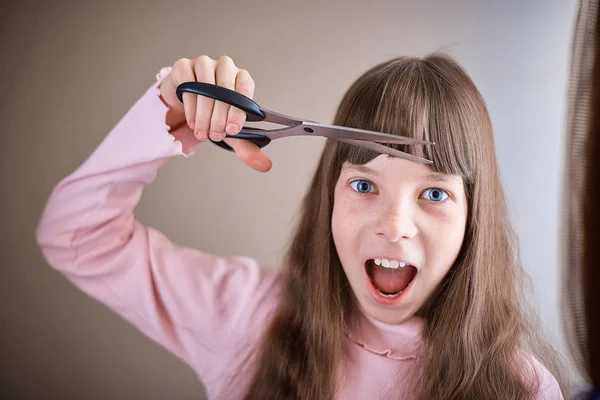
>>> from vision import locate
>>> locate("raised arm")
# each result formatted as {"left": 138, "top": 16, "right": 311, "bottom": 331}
{"left": 35, "top": 59, "right": 280, "bottom": 387}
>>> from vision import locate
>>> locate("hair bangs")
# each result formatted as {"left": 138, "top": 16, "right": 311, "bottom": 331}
{"left": 330, "top": 56, "right": 476, "bottom": 185}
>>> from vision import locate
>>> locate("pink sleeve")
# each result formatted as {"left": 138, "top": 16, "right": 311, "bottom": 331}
{"left": 35, "top": 69, "right": 280, "bottom": 382}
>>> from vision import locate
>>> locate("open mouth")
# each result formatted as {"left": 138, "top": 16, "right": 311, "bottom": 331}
{"left": 365, "top": 259, "right": 418, "bottom": 299}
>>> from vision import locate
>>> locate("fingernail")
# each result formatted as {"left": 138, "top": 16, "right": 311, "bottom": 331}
{"left": 196, "top": 131, "right": 207, "bottom": 141}
{"left": 226, "top": 124, "right": 239, "bottom": 134}
{"left": 189, "top": 121, "right": 195, "bottom": 130}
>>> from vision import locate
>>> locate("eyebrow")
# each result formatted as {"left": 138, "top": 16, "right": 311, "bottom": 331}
{"left": 342, "top": 165, "right": 461, "bottom": 184}
{"left": 342, "top": 164, "right": 381, "bottom": 176}
{"left": 422, "top": 173, "right": 460, "bottom": 183}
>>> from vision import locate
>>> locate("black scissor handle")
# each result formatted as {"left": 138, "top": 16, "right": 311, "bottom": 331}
{"left": 209, "top": 130, "right": 271, "bottom": 152}
{"left": 176, "top": 82, "right": 265, "bottom": 121}
{"left": 176, "top": 82, "right": 271, "bottom": 152}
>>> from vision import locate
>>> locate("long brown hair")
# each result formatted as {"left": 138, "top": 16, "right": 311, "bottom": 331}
{"left": 243, "top": 54, "right": 567, "bottom": 399}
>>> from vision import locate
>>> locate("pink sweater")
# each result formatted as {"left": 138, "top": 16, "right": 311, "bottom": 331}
{"left": 35, "top": 69, "right": 563, "bottom": 399}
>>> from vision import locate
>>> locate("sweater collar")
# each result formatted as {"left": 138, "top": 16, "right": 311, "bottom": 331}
{"left": 345, "top": 309, "right": 424, "bottom": 361}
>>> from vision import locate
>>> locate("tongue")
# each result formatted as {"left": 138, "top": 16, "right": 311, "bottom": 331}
{"left": 367, "top": 261, "right": 417, "bottom": 294}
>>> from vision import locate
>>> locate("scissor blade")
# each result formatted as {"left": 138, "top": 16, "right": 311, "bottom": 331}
{"left": 336, "top": 138, "right": 433, "bottom": 164}
{"left": 303, "top": 121, "right": 433, "bottom": 145}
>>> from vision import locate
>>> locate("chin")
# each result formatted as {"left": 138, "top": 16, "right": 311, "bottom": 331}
{"left": 349, "top": 290, "right": 418, "bottom": 325}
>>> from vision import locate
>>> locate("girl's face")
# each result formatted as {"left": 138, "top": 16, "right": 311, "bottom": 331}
{"left": 332, "top": 155, "right": 468, "bottom": 324}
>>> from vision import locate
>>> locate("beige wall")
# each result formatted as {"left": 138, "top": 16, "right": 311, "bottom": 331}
{"left": 1, "top": 1, "right": 578, "bottom": 398}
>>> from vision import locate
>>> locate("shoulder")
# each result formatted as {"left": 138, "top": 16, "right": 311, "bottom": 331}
{"left": 152, "top": 238, "right": 285, "bottom": 341}
{"left": 217, "top": 255, "right": 284, "bottom": 334}
{"left": 516, "top": 349, "right": 564, "bottom": 400}
{"left": 194, "top": 252, "right": 284, "bottom": 330}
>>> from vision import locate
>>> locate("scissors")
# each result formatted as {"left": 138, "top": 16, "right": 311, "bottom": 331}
{"left": 176, "top": 82, "right": 434, "bottom": 164}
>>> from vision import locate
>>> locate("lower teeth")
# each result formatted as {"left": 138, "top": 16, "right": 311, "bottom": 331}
{"left": 377, "top": 289, "right": 402, "bottom": 298}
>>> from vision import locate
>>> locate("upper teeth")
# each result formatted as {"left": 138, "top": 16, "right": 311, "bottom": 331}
{"left": 374, "top": 258, "right": 407, "bottom": 268}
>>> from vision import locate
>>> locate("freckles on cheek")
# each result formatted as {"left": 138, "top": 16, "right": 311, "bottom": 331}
{"left": 339, "top": 208, "right": 354, "bottom": 229}
{"left": 334, "top": 197, "right": 357, "bottom": 230}
{"left": 346, "top": 214, "right": 355, "bottom": 229}
{"left": 342, "top": 199, "right": 362, "bottom": 220}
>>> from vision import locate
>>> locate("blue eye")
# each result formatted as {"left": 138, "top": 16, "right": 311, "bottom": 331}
{"left": 350, "top": 180, "right": 374, "bottom": 194}
{"left": 421, "top": 188, "right": 449, "bottom": 202}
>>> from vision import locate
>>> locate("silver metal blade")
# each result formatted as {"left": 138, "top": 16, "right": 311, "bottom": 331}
{"left": 235, "top": 126, "right": 432, "bottom": 163}
{"left": 303, "top": 122, "right": 433, "bottom": 145}
{"left": 260, "top": 109, "right": 304, "bottom": 126}
{"left": 335, "top": 138, "right": 433, "bottom": 164}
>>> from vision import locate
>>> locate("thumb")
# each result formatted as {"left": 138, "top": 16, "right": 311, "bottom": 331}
{"left": 223, "top": 137, "right": 272, "bottom": 172}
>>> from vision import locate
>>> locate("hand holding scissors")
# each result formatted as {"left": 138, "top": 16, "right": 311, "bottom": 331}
{"left": 157, "top": 56, "right": 434, "bottom": 172}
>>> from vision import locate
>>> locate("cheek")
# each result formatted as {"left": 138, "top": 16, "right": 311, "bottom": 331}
{"left": 332, "top": 198, "right": 352, "bottom": 244}
{"left": 332, "top": 193, "right": 374, "bottom": 233}
{"left": 331, "top": 196, "right": 368, "bottom": 259}
{"left": 424, "top": 211, "right": 467, "bottom": 277}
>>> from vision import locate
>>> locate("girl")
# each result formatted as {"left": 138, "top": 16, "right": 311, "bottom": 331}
{"left": 36, "top": 54, "right": 566, "bottom": 399}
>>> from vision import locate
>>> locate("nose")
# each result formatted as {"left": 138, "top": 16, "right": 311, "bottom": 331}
{"left": 373, "top": 200, "right": 418, "bottom": 242}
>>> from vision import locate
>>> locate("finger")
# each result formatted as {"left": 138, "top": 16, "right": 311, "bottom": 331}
{"left": 171, "top": 58, "right": 196, "bottom": 130}
{"left": 182, "top": 93, "right": 196, "bottom": 130}
{"left": 193, "top": 56, "right": 216, "bottom": 141}
{"left": 224, "top": 137, "right": 272, "bottom": 172}
{"left": 210, "top": 56, "right": 237, "bottom": 141}
{"left": 226, "top": 69, "right": 255, "bottom": 136}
